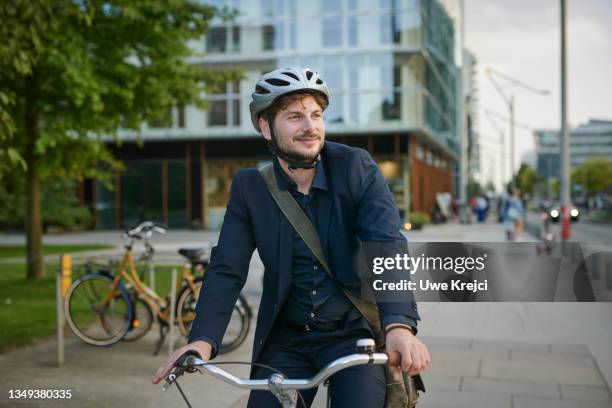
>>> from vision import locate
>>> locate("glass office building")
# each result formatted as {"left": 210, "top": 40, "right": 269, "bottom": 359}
{"left": 88, "top": 0, "right": 459, "bottom": 229}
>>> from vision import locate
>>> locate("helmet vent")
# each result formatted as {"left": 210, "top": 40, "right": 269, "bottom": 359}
{"left": 265, "top": 78, "right": 290, "bottom": 86}
{"left": 255, "top": 85, "right": 270, "bottom": 94}
{"left": 281, "top": 71, "right": 299, "bottom": 81}
{"left": 316, "top": 78, "right": 324, "bottom": 84}
{"left": 305, "top": 70, "right": 314, "bottom": 80}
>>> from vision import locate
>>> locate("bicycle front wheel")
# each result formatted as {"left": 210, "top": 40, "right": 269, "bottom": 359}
{"left": 64, "top": 273, "right": 133, "bottom": 346}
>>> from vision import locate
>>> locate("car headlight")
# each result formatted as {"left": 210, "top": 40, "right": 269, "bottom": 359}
{"left": 550, "top": 209, "right": 559, "bottom": 218}
{"left": 570, "top": 209, "right": 579, "bottom": 217}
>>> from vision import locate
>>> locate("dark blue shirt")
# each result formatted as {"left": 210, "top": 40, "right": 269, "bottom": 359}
{"left": 273, "top": 158, "right": 355, "bottom": 326}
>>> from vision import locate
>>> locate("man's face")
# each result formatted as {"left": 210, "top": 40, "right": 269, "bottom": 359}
{"left": 260, "top": 95, "right": 325, "bottom": 163}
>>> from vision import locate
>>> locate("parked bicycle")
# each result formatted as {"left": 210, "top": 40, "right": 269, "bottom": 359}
{"left": 63, "top": 221, "right": 251, "bottom": 355}
{"left": 162, "top": 338, "right": 389, "bottom": 408}
{"left": 174, "top": 247, "right": 251, "bottom": 355}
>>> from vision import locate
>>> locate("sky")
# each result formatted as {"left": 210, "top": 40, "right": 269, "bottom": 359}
{"left": 462, "top": 0, "right": 612, "bottom": 189}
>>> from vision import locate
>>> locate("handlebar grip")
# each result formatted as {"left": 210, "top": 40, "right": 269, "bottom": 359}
{"left": 175, "top": 350, "right": 202, "bottom": 369}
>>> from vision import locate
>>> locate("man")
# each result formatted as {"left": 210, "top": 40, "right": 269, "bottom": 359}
{"left": 153, "top": 66, "right": 430, "bottom": 407}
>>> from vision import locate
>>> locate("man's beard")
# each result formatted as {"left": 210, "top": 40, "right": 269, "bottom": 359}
{"left": 275, "top": 133, "right": 324, "bottom": 163}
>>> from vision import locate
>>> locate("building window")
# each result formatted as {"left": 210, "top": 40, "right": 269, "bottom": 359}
{"left": 206, "top": 81, "right": 241, "bottom": 127}
{"left": 208, "top": 100, "right": 228, "bottom": 126}
{"left": 275, "top": 22, "right": 285, "bottom": 49}
{"left": 232, "top": 26, "right": 241, "bottom": 52}
{"left": 262, "top": 25, "right": 275, "bottom": 50}
{"left": 322, "top": 16, "right": 342, "bottom": 47}
{"left": 382, "top": 65, "right": 401, "bottom": 121}
{"left": 348, "top": 16, "right": 358, "bottom": 46}
{"left": 206, "top": 27, "right": 227, "bottom": 53}
{"left": 349, "top": 67, "right": 359, "bottom": 123}
{"left": 289, "top": 20, "right": 297, "bottom": 49}
{"left": 416, "top": 143, "right": 424, "bottom": 160}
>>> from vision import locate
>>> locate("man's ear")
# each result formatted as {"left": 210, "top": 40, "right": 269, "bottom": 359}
{"left": 259, "top": 116, "right": 272, "bottom": 141}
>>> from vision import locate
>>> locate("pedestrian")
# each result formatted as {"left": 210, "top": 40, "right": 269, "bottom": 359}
{"left": 152, "top": 67, "right": 429, "bottom": 407}
{"left": 503, "top": 189, "right": 524, "bottom": 240}
{"left": 476, "top": 196, "right": 487, "bottom": 223}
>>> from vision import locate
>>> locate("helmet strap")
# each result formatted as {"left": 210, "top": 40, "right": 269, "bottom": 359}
{"left": 265, "top": 113, "right": 318, "bottom": 171}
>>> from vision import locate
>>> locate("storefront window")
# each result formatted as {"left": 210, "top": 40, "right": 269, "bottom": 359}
{"left": 205, "top": 158, "right": 260, "bottom": 228}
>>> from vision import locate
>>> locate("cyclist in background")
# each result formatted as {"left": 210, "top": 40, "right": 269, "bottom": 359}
{"left": 153, "top": 66, "right": 429, "bottom": 407}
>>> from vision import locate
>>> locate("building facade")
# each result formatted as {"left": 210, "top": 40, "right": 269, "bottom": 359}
{"left": 86, "top": 0, "right": 460, "bottom": 229}
{"left": 535, "top": 119, "right": 612, "bottom": 179}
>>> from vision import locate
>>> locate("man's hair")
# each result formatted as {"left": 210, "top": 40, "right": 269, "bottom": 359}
{"left": 260, "top": 91, "right": 328, "bottom": 124}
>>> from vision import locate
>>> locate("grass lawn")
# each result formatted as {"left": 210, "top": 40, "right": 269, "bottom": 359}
{"left": 0, "top": 261, "right": 181, "bottom": 353}
{"left": 0, "top": 244, "right": 114, "bottom": 259}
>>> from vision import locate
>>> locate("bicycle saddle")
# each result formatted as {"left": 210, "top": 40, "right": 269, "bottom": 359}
{"left": 178, "top": 248, "right": 207, "bottom": 263}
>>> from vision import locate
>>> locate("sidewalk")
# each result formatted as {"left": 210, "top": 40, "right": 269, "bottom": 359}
{"left": 1, "top": 220, "right": 611, "bottom": 407}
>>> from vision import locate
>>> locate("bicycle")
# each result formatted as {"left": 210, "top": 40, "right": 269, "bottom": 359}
{"left": 174, "top": 247, "right": 252, "bottom": 355}
{"left": 63, "top": 221, "right": 251, "bottom": 355}
{"left": 162, "top": 338, "right": 389, "bottom": 408}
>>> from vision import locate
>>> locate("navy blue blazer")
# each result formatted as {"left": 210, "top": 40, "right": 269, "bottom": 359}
{"left": 189, "top": 141, "right": 420, "bottom": 367}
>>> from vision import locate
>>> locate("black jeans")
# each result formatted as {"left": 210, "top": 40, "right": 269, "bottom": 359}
{"left": 247, "top": 324, "right": 386, "bottom": 408}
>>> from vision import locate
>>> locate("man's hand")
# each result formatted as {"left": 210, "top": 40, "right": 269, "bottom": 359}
{"left": 385, "top": 327, "right": 430, "bottom": 382}
{"left": 152, "top": 340, "right": 213, "bottom": 385}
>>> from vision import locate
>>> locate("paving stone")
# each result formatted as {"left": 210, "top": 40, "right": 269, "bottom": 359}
{"left": 420, "top": 374, "right": 461, "bottom": 391}
{"left": 461, "top": 377, "right": 560, "bottom": 398}
{"left": 511, "top": 350, "right": 596, "bottom": 368}
{"left": 472, "top": 339, "right": 549, "bottom": 352}
{"left": 419, "top": 389, "right": 512, "bottom": 408}
{"left": 427, "top": 355, "right": 480, "bottom": 377}
{"left": 560, "top": 384, "right": 612, "bottom": 402}
{"left": 481, "top": 359, "right": 607, "bottom": 387}
{"left": 549, "top": 344, "right": 591, "bottom": 355}
{"left": 420, "top": 336, "right": 472, "bottom": 348}
{"left": 514, "top": 396, "right": 612, "bottom": 408}
{"left": 431, "top": 345, "right": 508, "bottom": 360}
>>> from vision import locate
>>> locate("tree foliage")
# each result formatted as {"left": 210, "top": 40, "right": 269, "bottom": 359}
{"left": 0, "top": 0, "right": 242, "bottom": 278}
{"left": 514, "top": 163, "right": 537, "bottom": 196}
{"left": 571, "top": 158, "right": 612, "bottom": 196}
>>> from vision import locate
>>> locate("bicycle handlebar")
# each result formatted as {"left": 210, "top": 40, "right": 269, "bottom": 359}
{"left": 177, "top": 352, "right": 388, "bottom": 391}
{"left": 163, "top": 339, "right": 387, "bottom": 395}
{"left": 123, "top": 221, "right": 167, "bottom": 239}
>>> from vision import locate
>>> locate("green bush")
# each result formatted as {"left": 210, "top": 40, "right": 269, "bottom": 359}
{"left": 408, "top": 212, "right": 431, "bottom": 225}
{"left": 0, "top": 176, "right": 91, "bottom": 231}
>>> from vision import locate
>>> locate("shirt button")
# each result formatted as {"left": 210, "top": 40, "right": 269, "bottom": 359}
{"left": 310, "top": 312, "right": 315, "bottom": 318}
{"left": 312, "top": 290, "right": 317, "bottom": 295}
{"left": 313, "top": 265, "right": 318, "bottom": 270}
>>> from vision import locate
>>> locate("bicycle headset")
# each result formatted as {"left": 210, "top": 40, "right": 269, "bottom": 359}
{"left": 249, "top": 66, "right": 331, "bottom": 170}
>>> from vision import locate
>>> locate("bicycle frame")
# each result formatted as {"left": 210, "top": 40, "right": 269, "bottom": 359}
{"left": 101, "top": 246, "right": 199, "bottom": 324}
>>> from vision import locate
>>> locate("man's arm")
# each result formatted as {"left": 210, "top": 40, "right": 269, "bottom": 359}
{"left": 153, "top": 172, "right": 255, "bottom": 384}
{"left": 348, "top": 149, "right": 429, "bottom": 377}
{"left": 187, "top": 171, "right": 256, "bottom": 358}
{"left": 348, "top": 149, "right": 420, "bottom": 328}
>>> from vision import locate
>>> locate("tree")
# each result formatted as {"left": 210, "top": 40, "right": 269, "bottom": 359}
{"left": 571, "top": 158, "right": 612, "bottom": 196}
{"left": 0, "top": 1, "right": 241, "bottom": 279}
{"left": 514, "top": 163, "right": 537, "bottom": 196}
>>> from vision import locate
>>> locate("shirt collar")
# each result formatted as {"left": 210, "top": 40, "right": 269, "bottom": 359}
{"left": 273, "top": 156, "right": 328, "bottom": 193}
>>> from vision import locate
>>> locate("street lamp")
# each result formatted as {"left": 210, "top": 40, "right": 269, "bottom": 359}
{"left": 485, "top": 68, "right": 549, "bottom": 191}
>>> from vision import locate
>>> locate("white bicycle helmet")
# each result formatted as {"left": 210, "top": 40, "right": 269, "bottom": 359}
{"left": 249, "top": 66, "right": 330, "bottom": 133}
